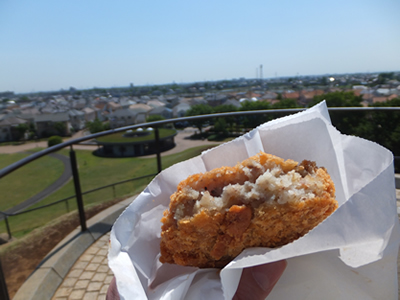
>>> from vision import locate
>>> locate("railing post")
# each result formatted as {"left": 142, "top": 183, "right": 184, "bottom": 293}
{"left": 154, "top": 127, "right": 162, "bottom": 173}
{"left": 65, "top": 199, "right": 70, "bottom": 213}
{"left": 4, "top": 215, "right": 11, "bottom": 241}
{"left": 69, "top": 146, "right": 87, "bottom": 232}
{"left": 0, "top": 258, "right": 10, "bottom": 300}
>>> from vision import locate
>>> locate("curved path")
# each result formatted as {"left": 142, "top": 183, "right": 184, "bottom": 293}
{"left": 0, "top": 128, "right": 222, "bottom": 155}
{"left": 1, "top": 152, "right": 72, "bottom": 217}
{"left": 0, "top": 128, "right": 222, "bottom": 218}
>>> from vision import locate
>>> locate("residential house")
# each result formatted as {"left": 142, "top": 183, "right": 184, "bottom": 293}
{"left": 147, "top": 106, "right": 173, "bottom": 119}
{"left": 282, "top": 91, "right": 300, "bottom": 101}
{"left": 19, "top": 107, "right": 41, "bottom": 118}
{"left": 72, "top": 98, "right": 87, "bottom": 110}
{"left": 147, "top": 99, "right": 166, "bottom": 109}
{"left": 139, "top": 95, "right": 151, "bottom": 103}
{"left": 82, "top": 107, "right": 96, "bottom": 123}
{"left": 173, "top": 102, "right": 191, "bottom": 118}
{"left": 376, "top": 88, "right": 390, "bottom": 96}
{"left": 69, "top": 109, "right": 86, "bottom": 131}
{"left": 205, "top": 93, "right": 228, "bottom": 107}
{"left": 361, "top": 94, "right": 374, "bottom": 104}
{"left": 34, "top": 113, "right": 70, "bottom": 137}
{"left": 108, "top": 108, "right": 138, "bottom": 129}
{"left": 129, "top": 103, "right": 153, "bottom": 123}
{"left": 129, "top": 103, "right": 153, "bottom": 114}
{"left": 93, "top": 101, "right": 109, "bottom": 121}
{"left": 0, "top": 116, "right": 28, "bottom": 142}
{"left": 107, "top": 102, "right": 122, "bottom": 112}
{"left": 260, "top": 92, "right": 278, "bottom": 102}
{"left": 12, "top": 107, "right": 41, "bottom": 125}
{"left": 164, "top": 96, "right": 181, "bottom": 108}
{"left": 119, "top": 97, "right": 136, "bottom": 109}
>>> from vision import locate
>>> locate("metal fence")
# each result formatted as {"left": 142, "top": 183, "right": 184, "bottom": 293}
{"left": 0, "top": 106, "right": 400, "bottom": 299}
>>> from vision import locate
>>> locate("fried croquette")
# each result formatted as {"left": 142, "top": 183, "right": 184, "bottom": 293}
{"left": 160, "top": 152, "right": 338, "bottom": 268}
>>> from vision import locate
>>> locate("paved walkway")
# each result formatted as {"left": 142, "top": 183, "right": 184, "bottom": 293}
{"left": 52, "top": 232, "right": 112, "bottom": 300}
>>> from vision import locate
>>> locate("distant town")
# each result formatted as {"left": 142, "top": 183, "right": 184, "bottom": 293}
{"left": 1, "top": 71, "right": 399, "bottom": 143}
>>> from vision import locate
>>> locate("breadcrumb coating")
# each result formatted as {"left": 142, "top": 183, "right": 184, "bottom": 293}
{"left": 160, "top": 152, "right": 338, "bottom": 268}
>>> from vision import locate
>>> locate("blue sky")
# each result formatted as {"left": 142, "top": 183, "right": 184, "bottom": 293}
{"left": 1, "top": 0, "right": 399, "bottom": 94}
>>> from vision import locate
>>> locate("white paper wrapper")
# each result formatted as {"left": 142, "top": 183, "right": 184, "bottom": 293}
{"left": 108, "top": 102, "right": 400, "bottom": 300}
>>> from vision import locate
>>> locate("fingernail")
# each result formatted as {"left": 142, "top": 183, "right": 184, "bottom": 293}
{"left": 251, "top": 261, "right": 287, "bottom": 292}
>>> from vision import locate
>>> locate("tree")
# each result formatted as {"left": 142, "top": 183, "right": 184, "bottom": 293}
{"left": 54, "top": 122, "right": 67, "bottom": 136}
{"left": 310, "top": 91, "right": 363, "bottom": 107}
{"left": 213, "top": 118, "right": 228, "bottom": 136}
{"left": 239, "top": 100, "right": 271, "bottom": 129}
{"left": 375, "top": 72, "right": 394, "bottom": 85}
{"left": 15, "top": 123, "right": 28, "bottom": 141}
{"left": 19, "top": 96, "right": 30, "bottom": 102}
{"left": 369, "top": 97, "right": 400, "bottom": 159}
{"left": 212, "top": 104, "right": 238, "bottom": 132}
{"left": 272, "top": 98, "right": 298, "bottom": 109}
{"left": 185, "top": 104, "right": 214, "bottom": 134}
{"left": 146, "top": 115, "right": 165, "bottom": 123}
{"left": 146, "top": 115, "right": 166, "bottom": 128}
{"left": 269, "top": 99, "right": 301, "bottom": 120}
{"left": 309, "top": 91, "right": 365, "bottom": 136}
{"left": 86, "top": 119, "right": 105, "bottom": 133}
{"left": 320, "top": 77, "right": 328, "bottom": 86}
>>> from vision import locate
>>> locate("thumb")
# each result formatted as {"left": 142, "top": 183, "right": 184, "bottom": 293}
{"left": 233, "top": 260, "right": 287, "bottom": 300}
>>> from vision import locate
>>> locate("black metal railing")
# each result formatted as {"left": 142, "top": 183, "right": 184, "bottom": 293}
{"left": 1, "top": 106, "right": 400, "bottom": 235}
{"left": 0, "top": 106, "right": 400, "bottom": 299}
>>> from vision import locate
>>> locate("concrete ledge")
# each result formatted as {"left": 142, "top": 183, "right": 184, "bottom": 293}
{"left": 15, "top": 268, "right": 63, "bottom": 300}
{"left": 13, "top": 196, "right": 135, "bottom": 300}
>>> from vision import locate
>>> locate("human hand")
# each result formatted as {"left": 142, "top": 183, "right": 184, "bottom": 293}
{"left": 233, "top": 260, "right": 287, "bottom": 300}
{"left": 106, "top": 260, "right": 287, "bottom": 300}
{"left": 106, "top": 277, "right": 120, "bottom": 300}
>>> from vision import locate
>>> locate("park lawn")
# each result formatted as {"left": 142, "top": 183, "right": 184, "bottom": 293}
{"left": 96, "top": 128, "right": 176, "bottom": 143}
{"left": 0, "top": 153, "right": 65, "bottom": 212}
{"left": 0, "top": 144, "right": 218, "bottom": 237}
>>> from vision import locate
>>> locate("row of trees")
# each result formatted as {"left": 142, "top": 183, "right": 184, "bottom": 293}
{"left": 185, "top": 98, "right": 299, "bottom": 135}
{"left": 185, "top": 92, "right": 400, "bottom": 170}
{"left": 9, "top": 121, "right": 67, "bottom": 142}
{"left": 310, "top": 92, "right": 400, "bottom": 160}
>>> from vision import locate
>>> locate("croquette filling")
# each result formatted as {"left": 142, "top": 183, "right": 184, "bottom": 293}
{"left": 174, "top": 160, "right": 324, "bottom": 221}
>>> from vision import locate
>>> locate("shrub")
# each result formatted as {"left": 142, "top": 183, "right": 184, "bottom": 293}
{"left": 207, "top": 134, "right": 218, "bottom": 141}
{"left": 48, "top": 135, "right": 63, "bottom": 147}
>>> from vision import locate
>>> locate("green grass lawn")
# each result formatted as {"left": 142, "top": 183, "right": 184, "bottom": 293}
{"left": 0, "top": 153, "right": 65, "bottom": 211}
{"left": 96, "top": 128, "right": 176, "bottom": 143}
{"left": 0, "top": 144, "right": 217, "bottom": 237}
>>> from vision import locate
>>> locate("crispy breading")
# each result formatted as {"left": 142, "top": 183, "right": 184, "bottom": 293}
{"left": 160, "top": 152, "right": 338, "bottom": 268}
